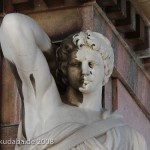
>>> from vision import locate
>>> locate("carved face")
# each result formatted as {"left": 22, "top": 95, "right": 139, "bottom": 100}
{"left": 67, "top": 46, "right": 104, "bottom": 93}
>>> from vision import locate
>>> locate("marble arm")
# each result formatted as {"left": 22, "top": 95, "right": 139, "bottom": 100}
{"left": 0, "top": 13, "right": 62, "bottom": 139}
{"left": 0, "top": 13, "right": 52, "bottom": 98}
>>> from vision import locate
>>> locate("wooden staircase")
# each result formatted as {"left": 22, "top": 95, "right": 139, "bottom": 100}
{"left": 97, "top": 0, "right": 150, "bottom": 73}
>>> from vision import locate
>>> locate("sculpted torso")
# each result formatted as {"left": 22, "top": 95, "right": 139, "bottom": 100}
{"left": 0, "top": 13, "right": 147, "bottom": 150}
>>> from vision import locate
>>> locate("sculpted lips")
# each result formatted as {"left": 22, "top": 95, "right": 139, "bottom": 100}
{"left": 80, "top": 78, "right": 92, "bottom": 88}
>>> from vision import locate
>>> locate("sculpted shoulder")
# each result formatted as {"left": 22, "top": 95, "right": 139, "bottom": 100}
{"left": 1, "top": 13, "right": 35, "bottom": 28}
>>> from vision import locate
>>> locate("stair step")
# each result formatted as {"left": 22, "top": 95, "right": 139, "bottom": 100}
{"left": 105, "top": 0, "right": 124, "bottom": 13}
{"left": 105, "top": 0, "right": 127, "bottom": 20}
{"left": 124, "top": 14, "right": 141, "bottom": 38}
{"left": 134, "top": 43, "right": 149, "bottom": 52}
{"left": 125, "top": 38, "right": 145, "bottom": 50}
{"left": 142, "top": 58, "right": 150, "bottom": 67}
{"left": 130, "top": 20, "right": 149, "bottom": 51}
{"left": 136, "top": 49, "right": 150, "bottom": 59}
{"left": 138, "top": 16, "right": 146, "bottom": 43}
{"left": 97, "top": 0, "right": 150, "bottom": 55}
{"left": 145, "top": 67, "right": 150, "bottom": 75}
{"left": 115, "top": 1, "right": 136, "bottom": 32}
{"left": 125, "top": 36, "right": 149, "bottom": 51}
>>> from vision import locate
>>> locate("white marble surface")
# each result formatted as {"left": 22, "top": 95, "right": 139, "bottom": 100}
{"left": 0, "top": 13, "right": 147, "bottom": 150}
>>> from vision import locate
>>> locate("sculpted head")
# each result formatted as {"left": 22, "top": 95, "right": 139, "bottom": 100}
{"left": 56, "top": 30, "right": 114, "bottom": 104}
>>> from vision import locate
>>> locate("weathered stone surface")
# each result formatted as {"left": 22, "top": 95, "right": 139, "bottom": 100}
{"left": 0, "top": 125, "right": 18, "bottom": 150}
{"left": 29, "top": 8, "right": 83, "bottom": 41}
{"left": 0, "top": 59, "right": 21, "bottom": 126}
{"left": 117, "top": 79, "right": 150, "bottom": 149}
{"left": 103, "top": 78, "right": 113, "bottom": 111}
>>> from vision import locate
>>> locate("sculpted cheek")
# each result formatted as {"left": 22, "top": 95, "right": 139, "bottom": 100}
{"left": 68, "top": 67, "right": 81, "bottom": 77}
{"left": 68, "top": 67, "right": 82, "bottom": 88}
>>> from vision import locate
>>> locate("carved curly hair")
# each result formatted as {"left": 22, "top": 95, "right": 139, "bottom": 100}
{"left": 56, "top": 31, "right": 114, "bottom": 93}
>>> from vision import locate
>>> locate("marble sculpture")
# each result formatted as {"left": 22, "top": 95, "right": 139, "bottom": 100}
{"left": 0, "top": 13, "right": 147, "bottom": 150}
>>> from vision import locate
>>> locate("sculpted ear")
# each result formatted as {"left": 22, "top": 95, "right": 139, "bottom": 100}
{"left": 102, "top": 55, "right": 114, "bottom": 86}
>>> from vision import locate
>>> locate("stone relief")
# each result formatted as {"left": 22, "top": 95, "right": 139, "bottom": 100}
{"left": 0, "top": 13, "right": 147, "bottom": 150}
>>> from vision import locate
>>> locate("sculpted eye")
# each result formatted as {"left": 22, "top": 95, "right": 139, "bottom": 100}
{"left": 88, "top": 62, "right": 94, "bottom": 68}
{"left": 69, "top": 62, "right": 81, "bottom": 67}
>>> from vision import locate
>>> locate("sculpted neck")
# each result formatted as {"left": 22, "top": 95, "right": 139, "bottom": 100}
{"left": 79, "top": 84, "right": 103, "bottom": 112}
{"left": 65, "top": 84, "right": 103, "bottom": 112}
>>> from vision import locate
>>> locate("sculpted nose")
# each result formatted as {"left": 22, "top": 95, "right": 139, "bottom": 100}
{"left": 82, "top": 61, "right": 90, "bottom": 76}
